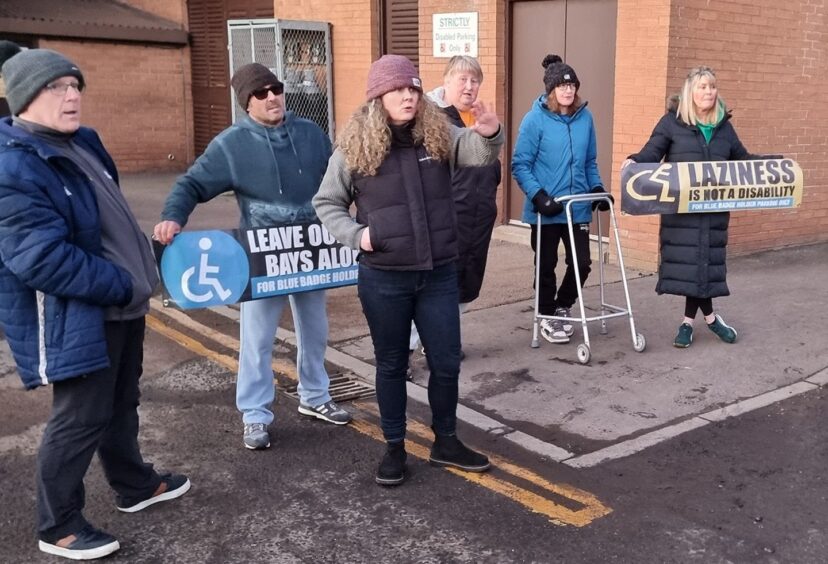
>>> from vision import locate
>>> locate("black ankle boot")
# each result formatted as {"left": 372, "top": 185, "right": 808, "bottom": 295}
{"left": 429, "top": 433, "right": 490, "bottom": 472}
{"left": 375, "top": 441, "right": 407, "bottom": 486}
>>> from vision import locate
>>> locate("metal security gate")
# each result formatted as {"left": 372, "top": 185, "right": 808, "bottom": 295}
{"left": 228, "top": 19, "right": 334, "bottom": 140}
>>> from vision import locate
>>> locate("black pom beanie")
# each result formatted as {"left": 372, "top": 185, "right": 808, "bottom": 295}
{"left": 542, "top": 54, "right": 580, "bottom": 94}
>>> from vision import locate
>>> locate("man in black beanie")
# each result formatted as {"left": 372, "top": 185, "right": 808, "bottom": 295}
{"left": 154, "top": 62, "right": 351, "bottom": 452}
{"left": 0, "top": 40, "right": 22, "bottom": 117}
{"left": 0, "top": 48, "right": 190, "bottom": 560}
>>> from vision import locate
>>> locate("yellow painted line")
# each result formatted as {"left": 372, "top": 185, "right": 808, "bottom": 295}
{"left": 148, "top": 302, "right": 297, "bottom": 380}
{"left": 146, "top": 315, "right": 238, "bottom": 372}
{"left": 147, "top": 307, "right": 612, "bottom": 527}
{"left": 353, "top": 400, "right": 612, "bottom": 526}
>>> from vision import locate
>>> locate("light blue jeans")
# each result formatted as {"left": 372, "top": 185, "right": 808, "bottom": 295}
{"left": 236, "top": 290, "right": 331, "bottom": 424}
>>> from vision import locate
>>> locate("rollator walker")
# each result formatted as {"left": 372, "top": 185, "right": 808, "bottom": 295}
{"left": 531, "top": 192, "right": 646, "bottom": 364}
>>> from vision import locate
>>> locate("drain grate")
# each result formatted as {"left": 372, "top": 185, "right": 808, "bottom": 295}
{"left": 283, "top": 372, "right": 375, "bottom": 403}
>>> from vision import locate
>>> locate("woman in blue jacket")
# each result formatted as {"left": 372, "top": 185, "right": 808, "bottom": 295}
{"left": 512, "top": 55, "right": 608, "bottom": 344}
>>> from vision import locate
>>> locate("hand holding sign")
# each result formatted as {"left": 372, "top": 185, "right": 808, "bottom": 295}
{"left": 153, "top": 220, "right": 182, "bottom": 245}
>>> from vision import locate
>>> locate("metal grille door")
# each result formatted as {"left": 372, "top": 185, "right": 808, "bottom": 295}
{"left": 228, "top": 19, "right": 334, "bottom": 139}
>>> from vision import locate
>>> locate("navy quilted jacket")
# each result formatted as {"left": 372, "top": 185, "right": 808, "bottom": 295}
{"left": 0, "top": 118, "right": 133, "bottom": 389}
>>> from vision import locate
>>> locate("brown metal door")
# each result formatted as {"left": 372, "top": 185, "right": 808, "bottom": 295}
{"left": 507, "top": 1, "right": 566, "bottom": 223}
{"left": 506, "top": 0, "right": 617, "bottom": 236}
{"left": 187, "top": 0, "right": 273, "bottom": 156}
{"left": 381, "top": 0, "right": 419, "bottom": 67}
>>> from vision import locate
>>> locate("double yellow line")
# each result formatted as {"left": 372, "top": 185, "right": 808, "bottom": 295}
{"left": 146, "top": 302, "right": 611, "bottom": 527}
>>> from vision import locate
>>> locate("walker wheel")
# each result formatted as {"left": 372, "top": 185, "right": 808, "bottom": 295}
{"left": 576, "top": 344, "right": 591, "bottom": 364}
{"left": 634, "top": 333, "right": 646, "bottom": 352}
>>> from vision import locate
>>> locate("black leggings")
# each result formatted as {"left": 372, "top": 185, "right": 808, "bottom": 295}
{"left": 684, "top": 296, "right": 713, "bottom": 319}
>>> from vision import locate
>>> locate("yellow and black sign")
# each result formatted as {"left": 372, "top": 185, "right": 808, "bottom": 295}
{"left": 621, "top": 159, "right": 804, "bottom": 215}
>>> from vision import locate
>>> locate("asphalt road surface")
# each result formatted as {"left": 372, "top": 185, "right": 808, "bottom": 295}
{"left": 1, "top": 309, "right": 825, "bottom": 563}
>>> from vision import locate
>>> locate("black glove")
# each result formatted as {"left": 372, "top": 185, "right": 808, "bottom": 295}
{"left": 531, "top": 191, "right": 564, "bottom": 217}
{"left": 590, "top": 187, "right": 614, "bottom": 211}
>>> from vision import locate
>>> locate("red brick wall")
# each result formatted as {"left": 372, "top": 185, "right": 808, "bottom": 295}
{"left": 614, "top": 0, "right": 828, "bottom": 269}
{"left": 40, "top": 39, "right": 193, "bottom": 172}
{"left": 611, "top": 0, "right": 674, "bottom": 270}
{"left": 274, "top": 0, "right": 379, "bottom": 136}
{"left": 667, "top": 0, "right": 828, "bottom": 256}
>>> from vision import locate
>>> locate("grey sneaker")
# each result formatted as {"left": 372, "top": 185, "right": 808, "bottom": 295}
{"left": 243, "top": 423, "right": 270, "bottom": 450}
{"left": 298, "top": 400, "right": 352, "bottom": 425}
{"left": 540, "top": 318, "right": 569, "bottom": 344}
{"left": 556, "top": 306, "right": 575, "bottom": 336}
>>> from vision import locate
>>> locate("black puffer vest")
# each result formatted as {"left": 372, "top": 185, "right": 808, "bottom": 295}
{"left": 353, "top": 134, "right": 456, "bottom": 271}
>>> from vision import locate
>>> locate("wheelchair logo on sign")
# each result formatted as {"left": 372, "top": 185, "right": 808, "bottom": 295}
{"left": 160, "top": 231, "right": 249, "bottom": 309}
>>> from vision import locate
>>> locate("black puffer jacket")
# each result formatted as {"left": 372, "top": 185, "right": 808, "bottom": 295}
{"left": 629, "top": 106, "right": 756, "bottom": 298}
{"left": 442, "top": 106, "right": 501, "bottom": 303}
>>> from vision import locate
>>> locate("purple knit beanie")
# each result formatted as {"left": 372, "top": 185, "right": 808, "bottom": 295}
{"left": 365, "top": 54, "right": 422, "bottom": 101}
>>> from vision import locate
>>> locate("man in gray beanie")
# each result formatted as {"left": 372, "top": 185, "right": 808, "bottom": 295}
{"left": 154, "top": 62, "right": 351, "bottom": 452}
{"left": 0, "top": 48, "right": 190, "bottom": 560}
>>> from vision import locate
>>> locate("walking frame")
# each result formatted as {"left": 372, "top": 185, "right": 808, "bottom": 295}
{"left": 531, "top": 193, "right": 646, "bottom": 364}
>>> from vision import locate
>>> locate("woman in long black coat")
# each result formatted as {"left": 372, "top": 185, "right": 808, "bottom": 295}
{"left": 624, "top": 66, "right": 759, "bottom": 348}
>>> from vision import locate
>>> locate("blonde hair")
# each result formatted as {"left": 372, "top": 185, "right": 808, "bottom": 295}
{"left": 677, "top": 65, "right": 727, "bottom": 126}
{"left": 336, "top": 96, "right": 453, "bottom": 176}
{"left": 443, "top": 55, "right": 483, "bottom": 82}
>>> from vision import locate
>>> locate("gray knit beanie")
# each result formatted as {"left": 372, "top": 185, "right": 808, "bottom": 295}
{"left": 1, "top": 49, "right": 85, "bottom": 115}
{"left": 542, "top": 54, "right": 580, "bottom": 95}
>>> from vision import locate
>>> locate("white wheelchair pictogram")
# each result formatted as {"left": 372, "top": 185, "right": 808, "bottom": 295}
{"left": 181, "top": 237, "right": 232, "bottom": 303}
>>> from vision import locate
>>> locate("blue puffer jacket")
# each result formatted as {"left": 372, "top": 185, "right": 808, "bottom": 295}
{"left": 512, "top": 95, "right": 603, "bottom": 225}
{"left": 0, "top": 119, "right": 133, "bottom": 389}
{"left": 161, "top": 112, "right": 333, "bottom": 229}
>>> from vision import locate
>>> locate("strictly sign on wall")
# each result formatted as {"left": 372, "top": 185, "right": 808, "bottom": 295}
{"left": 154, "top": 221, "right": 359, "bottom": 310}
{"left": 620, "top": 158, "right": 804, "bottom": 215}
{"left": 433, "top": 12, "right": 478, "bottom": 58}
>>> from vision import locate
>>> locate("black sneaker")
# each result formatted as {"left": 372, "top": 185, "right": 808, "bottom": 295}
{"left": 429, "top": 434, "right": 491, "bottom": 472}
{"left": 116, "top": 473, "right": 191, "bottom": 513}
{"left": 39, "top": 525, "right": 120, "bottom": 560}
{"left": 375, "top": 442, "right": 407, "bottom": 486}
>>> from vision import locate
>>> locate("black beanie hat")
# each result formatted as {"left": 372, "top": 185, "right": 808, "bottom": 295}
{"left": 1, "top": 49, "right": 85, "bottom": 115}
{"left": 230, "top": 63, "right": 284, "bottom": 111}
{"left": 0, "top": 41, "right": 22, "bottom": 71}
{"left": 542, "top": 54, "right": 580, "bottom": 94}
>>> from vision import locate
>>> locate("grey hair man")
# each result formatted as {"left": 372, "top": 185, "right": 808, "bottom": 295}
{"left": 0, "top": 49, "right": 190, "bottom": 560}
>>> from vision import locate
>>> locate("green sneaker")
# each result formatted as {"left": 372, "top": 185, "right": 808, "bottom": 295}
{"left": 673, "top": 323, "right": 693, "bottom": 348}
{"left": 707, "top": 314, "right": 737, "bottom": 343}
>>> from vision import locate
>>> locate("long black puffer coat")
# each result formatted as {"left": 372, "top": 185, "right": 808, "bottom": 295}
{"left": 628, "top": 106, "right": 756, "bottom": 298}
{"left": 443, "top": 105, "right": 502, "bottom": 303}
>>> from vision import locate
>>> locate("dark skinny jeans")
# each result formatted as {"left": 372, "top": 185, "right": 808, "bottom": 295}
{"left": 357, "top": 262, "right": 461, "bottom": 443}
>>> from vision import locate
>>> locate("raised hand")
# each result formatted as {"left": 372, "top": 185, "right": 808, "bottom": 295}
{"left": 469, "top": 100, "right": 500, "bottom": 137}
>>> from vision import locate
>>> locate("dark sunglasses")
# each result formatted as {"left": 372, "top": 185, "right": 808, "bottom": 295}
{"left": 251, "top": 84, "right": 284, "bottom": 100}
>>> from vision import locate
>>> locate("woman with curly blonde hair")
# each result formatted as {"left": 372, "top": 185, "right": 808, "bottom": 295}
{"left": 313, "top": 54, "right": 503, "bottom": 486}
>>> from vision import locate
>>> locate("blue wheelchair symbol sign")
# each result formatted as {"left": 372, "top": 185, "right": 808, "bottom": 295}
{"left": 160, "top": 231, "right": 249, "bottom": 308}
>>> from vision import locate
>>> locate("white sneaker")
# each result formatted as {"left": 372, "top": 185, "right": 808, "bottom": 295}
{"left": 540, "top": 318, "right": 570, "bottom": 344}
{"left": 556, "top": 306, "right": 575, "bottom": 337}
